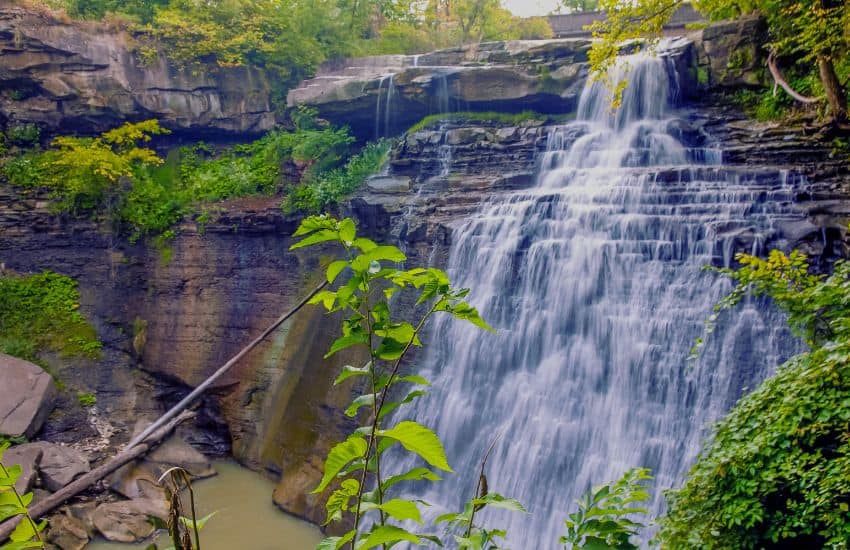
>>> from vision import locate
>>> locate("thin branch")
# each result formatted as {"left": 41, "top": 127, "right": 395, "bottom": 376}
{"left": 767, "top": 52, "right": 822, "bottom": 104}
{"left": 464, "top": 432, "right": 502, "bottom": 538}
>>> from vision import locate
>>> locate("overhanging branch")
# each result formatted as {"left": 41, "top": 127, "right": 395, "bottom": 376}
{"left": 767, "top": 52, "right": 822, "bottom": 104}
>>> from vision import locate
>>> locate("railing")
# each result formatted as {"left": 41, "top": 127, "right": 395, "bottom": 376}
{"left": 548, "top": 4, "right": 705, "bottom": 37}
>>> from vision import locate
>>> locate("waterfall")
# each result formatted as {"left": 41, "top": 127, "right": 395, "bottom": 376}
{"left": 375, "top": 74, "right": 396, "bottom": 139}
{"left": 438, "top": 123, "right": 453, "bottom": 178}
{"left": 396, "top": 47, "right": 804, "bottom": 547}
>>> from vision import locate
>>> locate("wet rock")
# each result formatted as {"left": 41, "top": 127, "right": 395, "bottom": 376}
{"left": 46, "top": 511, "right": 89, "bottom": 550}
{"left": 140, "top": 428, "right": 216, "bottom": 479}
{"left": 108, "top": 463, "right": 167, "bottom": 501}
{"left": 0, "top": 353, "right": 57, "bottom": 438}
{"left": 14, "top": 442, "right": 90, "bottom": 492}
{"left": 366, "top": 176, "right": 411, "bottom": 194}
{"left": 92, "top": 499, "right": 167, "bottom": 543}
{"left": 2, "top": 443, "right": 43, "bottom": 494}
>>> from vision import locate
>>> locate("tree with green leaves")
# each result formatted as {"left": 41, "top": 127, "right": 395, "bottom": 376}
{"left": 588, "top": 0, "right": 849, "bottom": 124}
{"left": 657, "top": 250, "right": 850, "bottom": 547}
{"left": 560, "top": 0, "right": 599, "bottom": 14}
{"left": 291, "top": 215, "right": 527, "bottom": 550}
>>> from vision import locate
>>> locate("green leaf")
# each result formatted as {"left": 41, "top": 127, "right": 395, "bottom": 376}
{"left": 312, "top": 435, "right": 368, "bottom": 494}
{"left": 381, "top": 467, "right": 441, "bottom": 492}
{"left": 365, "top": 245, "right": 406, "bottom": 263}
{"left": 179, "top": 511, "right": 217, "bottom": 531}
{"left": 308, "top": 290, "right": 337, "bottom": 310}
{"left": 356, "top": 525, "right": 420, "bottom": 549}
{"left": 378, "top": 421, "right": 452, "bottom": 472}
{"left": 293, "top": 215, "right": 335, "bottom": 237}
{"left": 326, "top": 260, "right": 349, "bottom": 284}
{"left": 396, "top": 374, "right": 431, "bottom": 386}
{"left": 324, "top": 479, "right": 359, "bottom": 525}
{"left": 315, "top": 530, "right": 356, "bottom": 550}
{"left": 361, "top": 498, "right": 423, "bottom": 524}
{"left": 338, "top": 218, "right": 356, "bottom": 243}
{"left": 325, "top": 332, "right": 369, "bottom": 358}
{"left": 471, "top": 493, "right": 527, "bottom": 513}
{"left": 352, "top": 237, "right": 377, "bottom": 252}
{"left": 378, "top": 390, "right": 427, "bottom": 420}
{"left": 375, "top": 337, "right": 406, "bottom": 361}
{"left": 0, "top": 465, "right": 22, "bottom": 488}
{"left": 334, "top": 364, "right": 370, "bottom": 385}
{"left": 345, "top": 394, "right": 376, "bottom": 417}
{"left": 290, "top": 229, "right": 339, "bottom": 250}
{"left": 9, "top": 517, "right": 45, "bottom": 543}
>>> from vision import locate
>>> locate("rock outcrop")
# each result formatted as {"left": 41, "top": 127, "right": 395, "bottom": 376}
{"left": 0, "top": 6, "right": 275, "bottom": 137}
{"left": 0, "top": 353, "right": 56, "bottom": 438}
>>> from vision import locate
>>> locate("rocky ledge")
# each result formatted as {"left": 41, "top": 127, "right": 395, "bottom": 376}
{"left": 0, "top": 6, "right": 275, "bottom": 137}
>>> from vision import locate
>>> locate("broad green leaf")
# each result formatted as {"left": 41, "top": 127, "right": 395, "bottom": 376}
{"left": 345, "top": 394, "right": 376, "bottom": 417}
{"left": 378, "top": 390, "right": 427, "bottom": 420}
{"left": 312, "top": 435, "right": 368, "bottom": 494}
{"left": 315, "top": 530, "right": 355, "bottom": 550}
{"left": 308, "top": 290, "right": 337, "bottom": 311}
{"left": 352, "top": 237, "right": 377, "bottom": 252}
{"left": 470, "top": 493, "right": 527, "bottom": 513}
{"left": 375, "top": 337, "right": 406, "bottom": 361}
{"left": 324, "top": 479, "right": 359, "bottom": 525}
{"left": 179, "top": 511, "right": 217, "bottom": 531}
{"left": 361, "top": 498, "right": 423, "bottom": 524}
{"left": 365, "top": 245, "right": 406, "bottom": 263}
{"left": 0, "top": 465, "right": 22, "bottom": 488}
{"left": 9, "top": 517, "right": 45, "bottom": 543}
{"left": 356, "top": 525, "right": 420, "bottom": 549}
{"left": 293, "top": 215, "right": 334, "bottom": 237}
{"left": 290, "top": 229, "right": 339, "bottom": 250}
{"left": 338, "top": 218, "right": 356, "bottom": 243}
{"left": 334, "top": 364, "right": 370, "bottom": 385}
{"left": 378, "top": 421, "right": 452, "bottom": 472}
{"left": 396, "top": 374, "right": 431, "bottom": 386}
{"left": 381, "top": 467, "right": 441, "bottom": 492}
{"left": 326, "top": 261, "right": 349, "bottom": 284}
{"left": 325, "top": 332, "right": 368, "bottom": 358}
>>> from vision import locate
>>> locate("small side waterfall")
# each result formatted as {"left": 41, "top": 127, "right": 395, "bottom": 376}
{"left": 398, "top": 48, "right": 803, "bottom": 546}
{"left": 375, "top": 74, "right": 396, "bottom": 139}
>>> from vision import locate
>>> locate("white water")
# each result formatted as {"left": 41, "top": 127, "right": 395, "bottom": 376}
{"left": 396, "top": 48, "right": 803, "bottom": 547}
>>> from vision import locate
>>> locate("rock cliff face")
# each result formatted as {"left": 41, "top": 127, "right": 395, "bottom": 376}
{"left": 0, "top": 6, "right": 275, "bottom": 137}
{"left": 1, "top": 11, "right": 848, "bottom": 531}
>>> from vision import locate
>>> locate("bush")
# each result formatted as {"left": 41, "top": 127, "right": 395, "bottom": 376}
{"left": 0, "top": 271, "right": 101, "bottom": 362}
{"left": 6, "top": 123, "right": 41, "bottom": 146}
{"left": 283, "top": 140, "right": 390, "bottom": 213}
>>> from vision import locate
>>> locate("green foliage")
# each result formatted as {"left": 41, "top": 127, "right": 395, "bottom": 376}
{"left": 76, "top": 392, "right": 96, "bottom": 407}
{"left": 587, "top": 0, "right": 849, "bottom": 119}
{"left": 560, "top": 0, "right": 599, "bottom": 13}
{"left": 2, "top": 120, "right": 168, "bottom": 214}
{"left": 5, "top": 125, "right": 41, "bottom": 147}
{"left": 284, "top": 141, "right": 390, "bottom": 214}
{"left": 0, "top": 271, "right": 101, "bottom": 362}
{"left": 407, "top": 111, "right": 547, "bottom": 133}
{"left": 292, "top": 215, "right": 524, "bottom": 550}
{"left": 0, "top": 442, "right": 46, "bottom": 549}
{"left": 560, "top": 468, "right": 652, "bottom": 550}
{"left": 659, "top": 251, "right": 850, "bottom": 547}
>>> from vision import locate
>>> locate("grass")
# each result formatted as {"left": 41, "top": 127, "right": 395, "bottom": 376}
{"left": 406, "top": 111, "right": 550, "bottom": 133}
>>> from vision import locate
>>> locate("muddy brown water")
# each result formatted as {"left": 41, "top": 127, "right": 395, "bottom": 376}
{"left": 87, "top": 461, "right": 322, "bottom": 549}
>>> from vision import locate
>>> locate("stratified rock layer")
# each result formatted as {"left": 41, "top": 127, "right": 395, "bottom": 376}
{"left": 0, "top": 6, "right": 275, "bottom": 136}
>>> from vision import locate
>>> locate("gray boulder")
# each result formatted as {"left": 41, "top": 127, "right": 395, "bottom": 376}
{"left": 13, "top": 442, "right": 90, "bottom": 492}
{"left": 2, "top": 443, "right": 43, "bottom": 493}
{"left": 0, "top": 353, "right": 57, "bottom": 438}
{"left": 92, "top": 499, "right": 168, "bottom": 543}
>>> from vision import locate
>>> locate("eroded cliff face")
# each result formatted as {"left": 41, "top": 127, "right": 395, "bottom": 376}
{"left": 1, "top": 11, "right": 849, "bottom": 531}
{"left": 0, "top": 6, "right": 275, "bottom": 136}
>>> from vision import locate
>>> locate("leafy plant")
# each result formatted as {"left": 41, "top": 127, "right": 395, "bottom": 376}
{"left": 152, "top": 467, "right": 215, "bottom": 550}
{"left": 77, "top": 393, "right": 97, "bottom": 407}
{"left": 406, "top": 111, "right": 546, "bottom": 133}
{"left": 284, "top": 141, "right": 390, "bottom": 214}
{"left": 292, "top": 215, "right": 522, "bottom": 549}
{"left": 660, "top": 251, "right": 850, "bottom": 547}
{"left": 0, "top": 271, "right": 101, "bottom": 362}
{"left": 560, "top": 468, "right": 652, "bottom": 550}
{"left": 0, "top": 441, "right": 46, "bottom": 549}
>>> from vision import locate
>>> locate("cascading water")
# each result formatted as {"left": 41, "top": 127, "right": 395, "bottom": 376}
{"left": 397, "top": 46, "right": 804, "bottom": 547}
{"left": 375, "top": 75, "right": 396, "bottom": 139}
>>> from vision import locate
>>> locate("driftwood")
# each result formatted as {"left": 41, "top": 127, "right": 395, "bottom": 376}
{"left": 767, "top": 52, "right": 822, "bottom": 104}
{"left": 0, "top": 279, "right": 329, "bottom": 543}
{"left": 0, "top": 411, "right": 195, "bottom": 542}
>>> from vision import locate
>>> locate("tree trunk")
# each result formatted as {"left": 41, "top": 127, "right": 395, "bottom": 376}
{"left": 818, "top": 55, "right": 848, "bottom": 123}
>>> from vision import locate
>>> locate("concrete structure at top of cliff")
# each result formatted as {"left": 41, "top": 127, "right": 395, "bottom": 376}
{"left": 0, "top": 5, "right": 276, "bottom": 137}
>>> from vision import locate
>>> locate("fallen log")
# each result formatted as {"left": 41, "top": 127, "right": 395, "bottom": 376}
{"left": 0, "top": 411, "right": 195, "bottom": 542}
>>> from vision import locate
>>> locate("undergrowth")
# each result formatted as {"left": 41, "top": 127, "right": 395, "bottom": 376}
{"left": 407, "top": 111, "right": 549, "bottom": 133}
{"left": 0, "top": 271, "right": 101, "bottom": 362}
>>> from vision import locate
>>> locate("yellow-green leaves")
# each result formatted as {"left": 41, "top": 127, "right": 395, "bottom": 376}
{"left": 324, "top": 479, "right": 360, "bottom": 525}
{"left": 378, "top": 421, "right": 452, "bottom": 472}
{"left": 0, "top": 442, "right": 45, "bottom": 549}
{"left": 356, "top": 525, "right": 420, "bottom": 549}
{"left": 312, "top": 435, "right": 368, "bottom": 494}
{"left": 360, "top": 499, "right": 424, "bottom": 524}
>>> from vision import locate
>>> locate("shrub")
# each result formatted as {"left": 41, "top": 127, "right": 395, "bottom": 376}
{"left": 0, "top": 271, "right": 101, "bottom": 362}
{"left": 6, "top": 123, "right": 41, "bottom": 146}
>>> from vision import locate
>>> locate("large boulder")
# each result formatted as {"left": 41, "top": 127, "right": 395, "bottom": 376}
{"left": 92, "top": 499, "right": 168, "bottom": 543}
{"left": 0, "top": 353, "right": 56, "bottom": 439}
{"left": 13, "top": 442, "right": 90, "bottom": 492}
{"left": 1, "top": 443, "right": 43, "bottom": 494}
